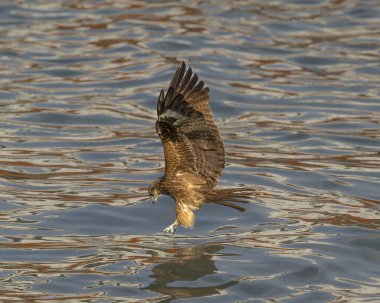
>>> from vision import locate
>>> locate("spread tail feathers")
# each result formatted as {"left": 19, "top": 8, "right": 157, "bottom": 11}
{"left": 205, "top": 188, "right": 255, "bottom": 212}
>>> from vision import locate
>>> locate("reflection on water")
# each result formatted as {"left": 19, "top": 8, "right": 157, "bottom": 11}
{"left": 0, "top": 0, "right": 379, "bottom": 302}
{"left": 144, "top": 245, "right": 239, "bottom": 301}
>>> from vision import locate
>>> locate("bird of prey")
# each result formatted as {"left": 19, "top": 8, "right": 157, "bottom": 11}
{"left": 149, "top": 62, "right": 252, "bottom": 234}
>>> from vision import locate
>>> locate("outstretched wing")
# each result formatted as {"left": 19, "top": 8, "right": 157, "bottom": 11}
{"left": 155, "top": 62, "right": 225, "bottom": 188}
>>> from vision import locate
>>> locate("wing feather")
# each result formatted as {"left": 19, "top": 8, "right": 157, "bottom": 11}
{"left": 155, "top": 62, "right": 225, "bottom": 188}
{"left": 179, "top": 67, "right": 193, "bottom": 94}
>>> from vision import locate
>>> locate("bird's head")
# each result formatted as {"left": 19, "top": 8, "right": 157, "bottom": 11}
{"left": 148, "top": 178, "right": 162, "bottom": 205}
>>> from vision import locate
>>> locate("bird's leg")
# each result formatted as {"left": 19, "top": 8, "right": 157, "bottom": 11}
{"left": 162, "top": 220, "right": 178, "bottom": 234}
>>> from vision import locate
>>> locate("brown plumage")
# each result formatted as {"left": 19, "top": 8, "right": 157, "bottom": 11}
{"left": 149, "top": 62, "right": 253, "bottom": 234}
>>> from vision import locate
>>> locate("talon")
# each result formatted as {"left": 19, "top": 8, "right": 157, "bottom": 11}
{"left": 162, "top": 222, "right": 177, "bottom": 234}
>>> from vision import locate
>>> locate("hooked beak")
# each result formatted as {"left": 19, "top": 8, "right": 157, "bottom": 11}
{"left": 150, "top": 195, "right": 157, "bottom": 205}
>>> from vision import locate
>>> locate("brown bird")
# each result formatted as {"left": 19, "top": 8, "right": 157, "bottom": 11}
{"left": 149, "top": 62, "right": 252, "bottom": 234}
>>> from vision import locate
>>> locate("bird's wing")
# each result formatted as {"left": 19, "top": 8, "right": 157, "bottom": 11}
{"left": 155, "top": 62, "right": 225, "bottom": 188}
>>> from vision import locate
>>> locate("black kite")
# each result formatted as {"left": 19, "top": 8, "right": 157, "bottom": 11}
{"left": 149, "top": 62, "right": 252, "bottom": 233}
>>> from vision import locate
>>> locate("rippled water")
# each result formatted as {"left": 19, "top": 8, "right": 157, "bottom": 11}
{"left": 1, "top": 1, "right": 379, "bottom": 302}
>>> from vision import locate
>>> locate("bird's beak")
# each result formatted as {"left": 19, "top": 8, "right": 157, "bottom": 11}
{"left": 151, "top": 195, "right": 157, "bottom": 205}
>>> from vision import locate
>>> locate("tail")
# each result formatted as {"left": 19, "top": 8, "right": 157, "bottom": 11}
{"left": 205, "top": 188, "right": 255, "bottom": 212}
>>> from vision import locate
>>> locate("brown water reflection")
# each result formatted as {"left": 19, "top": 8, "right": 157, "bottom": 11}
{"left": 144, "top": 245, "right": 238, "bottom": 301}
{"left": 1, "top": 0, "right": 380, "bottom": 302}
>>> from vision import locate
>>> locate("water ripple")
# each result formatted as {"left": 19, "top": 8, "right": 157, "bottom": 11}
{"left": 0, "top": 1, "right": 379, "bottom": 302}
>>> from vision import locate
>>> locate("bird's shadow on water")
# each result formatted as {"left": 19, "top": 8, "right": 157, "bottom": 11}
{"left": 141, "top": 243, "right": 239, "bottom": 302}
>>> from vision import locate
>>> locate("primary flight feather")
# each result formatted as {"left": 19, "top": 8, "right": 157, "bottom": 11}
{"left": 149, "top": 62, "right": 252, "bottom": 234}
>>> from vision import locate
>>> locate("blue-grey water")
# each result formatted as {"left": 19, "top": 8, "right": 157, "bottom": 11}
{"left": 0, "top": 1, "right": 379, "bottom": 302}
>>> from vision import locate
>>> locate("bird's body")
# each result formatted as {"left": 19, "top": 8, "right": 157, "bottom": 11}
{"left": 149, "top": 62, "right": 252, "bottom": 233}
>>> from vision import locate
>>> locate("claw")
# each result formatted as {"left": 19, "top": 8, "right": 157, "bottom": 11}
{"left": 162, "top": 221, "right": 177, "bottom": 234}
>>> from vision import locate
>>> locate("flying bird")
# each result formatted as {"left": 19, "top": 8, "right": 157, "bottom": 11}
{"left": 149, "top": 62, "right": 252, "bottom": 234}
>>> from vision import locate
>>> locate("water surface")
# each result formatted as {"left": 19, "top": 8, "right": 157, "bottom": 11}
{"left": 0, "top": 1, "right": 379, "bottom": 302}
